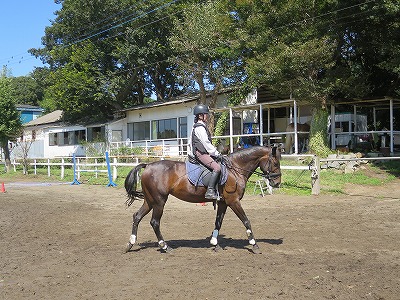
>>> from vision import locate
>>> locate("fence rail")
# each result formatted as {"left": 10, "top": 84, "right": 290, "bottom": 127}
{"left": 8, "top": 156, "right": 140, "bottom": 181}
{"left": 4, "top": 153, "right": 400, "bottom": 194}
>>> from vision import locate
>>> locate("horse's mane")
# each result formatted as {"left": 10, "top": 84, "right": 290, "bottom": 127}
{"left": 228, "top": 146, "right": 270, "bottom": 161}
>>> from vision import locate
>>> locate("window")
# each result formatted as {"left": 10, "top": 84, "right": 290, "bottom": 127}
{"left": 49, "top": 133, "right": 58, "bottom": 146}
{"left": 179, "top": 117, "right": 187, "bottom": 138}
{"left": 127, "top": 121, "right": 150, "bottom": 141}
{"left": 111, "top": 130, "right": 122, "bottom": 142}
{"left": 87, "top": 127, "right": 104, "bottom": 142}
{"left": 152, "top": 118, "right": 177, "bottom": 139}
{"left": 49, "top": 130, "right": 85, "bottom": 146}
{"left": 75, "top": 130, "right": 86, "bottom": 143}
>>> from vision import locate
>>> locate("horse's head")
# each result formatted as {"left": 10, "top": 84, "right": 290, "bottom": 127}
{"left": 260, "top": 146, "right": 282, "bottom": 188}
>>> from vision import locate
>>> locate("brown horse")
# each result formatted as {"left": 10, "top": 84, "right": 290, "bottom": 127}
{"left": 285, "top": 122, "right": 310, "bottom": 154}
{"left": 124, "top": 146, "right": 282, "bottom": 254}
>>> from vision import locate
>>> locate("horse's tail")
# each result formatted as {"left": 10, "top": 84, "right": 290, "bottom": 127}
{"left": 125, "top": 163, "right": 147, "bottom": 207}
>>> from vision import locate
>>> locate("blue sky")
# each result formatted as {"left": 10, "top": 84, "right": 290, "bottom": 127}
{"left": 0, "top": 1, "right": 61, "bottom": 77}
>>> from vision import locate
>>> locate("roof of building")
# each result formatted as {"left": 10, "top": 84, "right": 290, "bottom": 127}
{"left": 24, "top": 110, "right": 63, "bottom": 127}
{"left": 119, "top": 87, "right": 238, "bottom": 112}
{"left": 16, "top": 104, "right": 45, "bottom": 112}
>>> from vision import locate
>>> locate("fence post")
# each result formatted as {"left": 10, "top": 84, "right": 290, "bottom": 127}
{"left": 34, "top": 159, "right": 37, "bottom": 175}
{"left": 77, "top": 157, "right": 80, "bottom": 180}
{"left": 113, "top": 157, "right": 117, "bottom": 181}
{"left": 61, "top": 158, "right": 64, "bottom": 179}
{"left": 95, "top": 158, "right": 98, "bottom": 178}
{"left": 47, "top": 158, "right": 51, "bottom": 177}
{"left": 311, "top": 156, "right": 320, "bottom": 195}
{"left": 71, "top": 154, "right": 80, "bottom": 185}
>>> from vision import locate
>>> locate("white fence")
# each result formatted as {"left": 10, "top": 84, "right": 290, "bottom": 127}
{"left": 9, "top": 156, "right": 140, "bottom": 182}
{"left": 4, "top": 153, "right": 400, "bottom": 195}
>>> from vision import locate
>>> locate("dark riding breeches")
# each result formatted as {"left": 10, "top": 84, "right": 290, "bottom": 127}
{"left": 195, "top": 150, "right": 221, "bottom": 172}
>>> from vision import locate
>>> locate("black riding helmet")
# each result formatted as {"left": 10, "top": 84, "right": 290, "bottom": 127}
{"left": 193, "top": 104, "right": 209, "bottom": 115}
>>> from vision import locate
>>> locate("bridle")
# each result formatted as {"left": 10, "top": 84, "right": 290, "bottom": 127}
{"left": 259, "top": 156, "right": 281, "bottom": 180}
{"left": 224, "top": 154, "right": 281, "bottom": 181}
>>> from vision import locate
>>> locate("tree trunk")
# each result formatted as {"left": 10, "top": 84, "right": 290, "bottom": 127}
{"left": 0, "top": 139, "right": 11, "bottom": 172}
{"left": 308, "top": 107, "right": 331, "bottom": 157}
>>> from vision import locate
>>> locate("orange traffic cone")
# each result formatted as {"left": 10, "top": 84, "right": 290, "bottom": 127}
{"left": 1, "top": 182, "right": 5, "bottom": 193}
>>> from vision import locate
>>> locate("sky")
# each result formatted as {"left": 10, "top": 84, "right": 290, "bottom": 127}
{"left": 0, "top": 1, "right": 61, "bottom": 77}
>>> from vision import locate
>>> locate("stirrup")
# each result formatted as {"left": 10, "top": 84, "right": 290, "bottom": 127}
{"left": 205, "top": 189, "right": 218, "bottom": 200}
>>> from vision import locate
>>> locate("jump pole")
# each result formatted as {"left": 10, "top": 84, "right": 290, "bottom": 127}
{"left": 105, "top": 151, "right": 117, "bottom": 187}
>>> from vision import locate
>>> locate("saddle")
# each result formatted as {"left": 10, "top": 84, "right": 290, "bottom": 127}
{"left": 185, "top": 159, "right": 228, "bottom": 187}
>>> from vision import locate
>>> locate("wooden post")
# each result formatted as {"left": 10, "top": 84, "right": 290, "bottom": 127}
{"left": 95, "top": 158, "right": 98, "bottom": 178}
{"left": 113, "top": 157, "right": 118, "bottom": 181}
{"left": 77, "top": 157, "right": 80, "bottom": 180}
{"left": 311, "top": 156, "right": 320, "bottom": 195}
{"left": 47, "top": 158, "right": 51, "bottom": 177}
{"left": 61, "top": 158, "right": 64, "bottom": 179}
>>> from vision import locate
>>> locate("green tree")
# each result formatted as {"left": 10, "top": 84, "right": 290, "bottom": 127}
{"left": 233, "top": 1, "right": 336, "bottom": 154}
{"left": 10, "top": 75, "right": 43, "bottom": 106}
{"left": 232, "top": 0, "right": 400, "bottom": 155}
{"left": 30, "top": 0, "right": 183, "bottom": 123}
{"left": 41, "top": 42, "right": 116, "bottom": 123}
{"left": 170, "top": 0, "right": 242, "bottom": 133}
{"left": 0, "top": 67, "right": 22, "bottom": 172}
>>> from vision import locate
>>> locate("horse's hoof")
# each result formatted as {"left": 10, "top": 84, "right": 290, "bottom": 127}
{"left": 252, "top": 244, "right": 262, "bottom": 254}
{"left": 125, "top": 242, "right": 133, "bottom": 253}
{"left": 164, "top": 246, "right": 173, "bottom": 253}
{"left": 213, "top": 244, "right": 222, "bottom": 252}
{"left": 210, "top": 236, "right": 218, "bottom": 246}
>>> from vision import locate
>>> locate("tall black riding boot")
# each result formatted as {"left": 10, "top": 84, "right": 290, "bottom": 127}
{"left": 205, "top": 170, "right": 221, "bottom": 200}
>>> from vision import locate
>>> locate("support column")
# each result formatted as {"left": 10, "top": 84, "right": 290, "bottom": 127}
{"left": 293, "top": 100, "right": 298, "bottom": 154}
{"left": 390, "top": 99, "right": 394, "bottom": 153}
{"left": 259, "top": 104, "right": 263, "bottom": 145}
{"left": 229, "top": 108, "right": 234, "bottom": 154}
{"left": 330, "top": 105, "right": 336, "bottom": 150}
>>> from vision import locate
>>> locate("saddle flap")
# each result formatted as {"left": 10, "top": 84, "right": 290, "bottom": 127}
{"left": 185, "top": 161, "right": 227, "bottom": 187}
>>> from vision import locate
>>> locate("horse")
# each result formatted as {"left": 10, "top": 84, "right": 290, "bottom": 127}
{"left": 124, "top": 146, "right": 282, "bottom": 254}
{"left": 285, "top": 122, "right": 310, "bottom": 154}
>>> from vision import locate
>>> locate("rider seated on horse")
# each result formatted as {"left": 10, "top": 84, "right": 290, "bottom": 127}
{"left": 188, "top": 104, "right": 222, "bottom": 200}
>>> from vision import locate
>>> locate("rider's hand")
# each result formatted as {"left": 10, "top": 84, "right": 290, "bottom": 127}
{"left": 215, "top": 154, "right": 224, "bottom": 162}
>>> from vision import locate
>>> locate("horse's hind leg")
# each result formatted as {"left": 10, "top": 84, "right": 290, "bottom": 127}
{"left": 125, "top": 201, "right": 152, "bottom": 253}
{"left": 150, "top": 203, "right": 173, "bottom": 253}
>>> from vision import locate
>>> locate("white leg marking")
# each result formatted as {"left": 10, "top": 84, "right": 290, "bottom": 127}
{"left": 210, "top": 229, "right": 219, "bottom": 246}
{"left": 129, "top": 234, "right": 137, "bottom": 244}
{"left": 158, "top": 240, "right": 168, "bottom": 250}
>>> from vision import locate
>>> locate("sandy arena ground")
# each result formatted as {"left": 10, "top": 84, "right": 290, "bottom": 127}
{"left": 1, "top": 178, "right": 399, "bottom": 299}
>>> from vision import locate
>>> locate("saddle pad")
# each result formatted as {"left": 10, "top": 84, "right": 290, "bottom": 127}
{"left": 186, "top": 161, "right": 228, "bottom": 187}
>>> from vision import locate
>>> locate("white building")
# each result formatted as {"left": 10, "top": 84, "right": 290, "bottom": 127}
{"left": 17, "top": 110, "right": 86, "bottom": 158}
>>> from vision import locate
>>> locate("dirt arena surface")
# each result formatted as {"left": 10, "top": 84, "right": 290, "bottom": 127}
{"left": 1, "top": 179, "right": 399, "bottom": 300}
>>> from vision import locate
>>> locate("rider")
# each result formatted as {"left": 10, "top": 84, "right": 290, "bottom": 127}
{"left": 188, "top": 104, "right": 222, "bottom": 200}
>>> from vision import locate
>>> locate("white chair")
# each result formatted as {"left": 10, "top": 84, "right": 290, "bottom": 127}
{"left": 253, "top": 177, "right": 273, "bottom": 197}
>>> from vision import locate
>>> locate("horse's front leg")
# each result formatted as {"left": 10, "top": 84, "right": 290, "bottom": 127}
{"left": 210, "top": 201, "right": 228, "bottom": 251}
{"left": 229, "top": 201, "right": 262, "bottom": 254}
{"left": 125, "top": 202, "right": 151, "bottom": 253}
